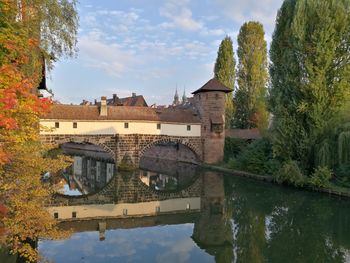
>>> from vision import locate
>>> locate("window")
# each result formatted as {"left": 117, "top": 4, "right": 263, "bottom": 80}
{"left": 187, "top": 125, "right": 191, "bottom": 131}
{"left": 204, "top": 125, "right": 206, "bottom": 131}
{"left": 55, "top": 122, "right": 59, "bottom": 128}
{"left": 123, "top": 209, "right": 128, "bottom": 216}
{"left": 215, "top": 93, "right": 219, "bottom": 100}
{"left": 73, "top": 122, "right": 77, "bottom": 128}
{"left": 157, "top": 123, "right": 161, "bottom": 130}
{"left": 54, "top": 212, "right": 58, "bottom": 219}
{"left": 124, "top": 123, "right": 129, "bottom": 129}
{"left": 72, "top": 212, "right": 77, "bottom": 218}
{"left": 206, "top": 94, "right": 208, "bottom": 99}
{"left": 155, "top": 206, "right": 160, "bottom": 213}
{"left": 186, "top": 203, "right": 191, "bottom": 210}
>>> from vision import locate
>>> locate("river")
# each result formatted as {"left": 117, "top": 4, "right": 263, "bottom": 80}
{"left": 3, "top": 143, "right": 350, "bottom": 263}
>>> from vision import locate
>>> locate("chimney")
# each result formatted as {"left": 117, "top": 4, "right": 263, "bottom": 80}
{"left": 113, "top": 94, "right": 118, "bottom": 103}
{"left": 132, "top": 92, "right": 136, "bottom": 97}
{"left": 100, "top": 96, "right": 107, "bottom": 116}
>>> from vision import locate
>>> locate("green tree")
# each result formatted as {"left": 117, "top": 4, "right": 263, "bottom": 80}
{"left": 234, "top": 21, "right": 269, "bottom": 130}
{"left": 269, "top": 0, "right": 350, "bottom": 172}
{"left": 214, "top": 36, "right": 235, "bottom": 128}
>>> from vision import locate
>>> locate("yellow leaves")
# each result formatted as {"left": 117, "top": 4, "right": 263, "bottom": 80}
{"left": 297, "top": 101, "right": 309, "bottom": 113}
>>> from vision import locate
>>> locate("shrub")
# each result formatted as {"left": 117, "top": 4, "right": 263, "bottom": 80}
{"left": 309, "top": 166, "right": 333, "bottom": 188}
{"left": 335, "top": 164, "right": 350, "bottom": 181}
{"left": 224, "top": 138, "right": 249, "bottom": 161}
{"left": 273, "top": 161, "right": 305, "bottom": 187}
{"left": 230, "top": 138, "right": 280, "bottom": 175}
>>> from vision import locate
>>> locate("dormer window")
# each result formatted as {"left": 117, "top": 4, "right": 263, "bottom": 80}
{"left": 73, "top": 122, "right": 77, "bottom": 128}
{"left": 55, "top": 122, "right": 59, "bottom": 128}
{"left": 124, "top": 123, "right": 129, "bottom": 129}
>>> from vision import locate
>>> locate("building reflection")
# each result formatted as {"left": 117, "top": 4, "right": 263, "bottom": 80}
{"left": 58, "top": 143, "right": 116, "bottom": 195}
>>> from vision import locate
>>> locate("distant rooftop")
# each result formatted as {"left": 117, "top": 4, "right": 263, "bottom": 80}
{"left": 192, "top": 78, "right": 232, "bottom": 94}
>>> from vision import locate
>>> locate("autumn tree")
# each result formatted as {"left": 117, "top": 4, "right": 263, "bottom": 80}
{"left": 269, "top": 0, "right": 350, "bottom": 172}
{"left": 233, "top": 21, "right": 269, "bottom": 130}
{"left": 0, "top": 0, "right": 78, "bottom": 261}
{"left": 214, "top": 36, "right": 235, "bottom": 128}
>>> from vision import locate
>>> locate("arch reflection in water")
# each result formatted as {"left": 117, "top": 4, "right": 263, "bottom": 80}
{"left": 56, "top": 142, "right": 116, "bottom": 196}
{"left": 139, "top": 157, "right": 200, "bottom": 191}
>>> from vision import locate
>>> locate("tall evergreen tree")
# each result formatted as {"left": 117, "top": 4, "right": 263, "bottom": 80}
{"left": 269, "top": 0, "right": 350, "bottom": 171}
{"left": 214, "top": 36, "right": 235, "bottom": 127}
{"left": 234, "top": 21, "right": 269, "bottom": 130}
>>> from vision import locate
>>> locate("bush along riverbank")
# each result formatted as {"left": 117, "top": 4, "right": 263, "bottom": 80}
{"left": 213, "top": 137, "right": 350, "bottom": 198}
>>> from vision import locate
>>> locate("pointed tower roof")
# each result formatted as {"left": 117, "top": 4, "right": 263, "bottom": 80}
{"left": 192, "top": 78, "right": 232, "bottom": 94}
{"left": 182, "top": 87, "right": 187, "bottom": 103}
{"left": 173, "top": 86, "right": 180, "bottom": 105}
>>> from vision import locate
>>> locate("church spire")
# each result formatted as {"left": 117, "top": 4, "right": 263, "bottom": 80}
{"left": 173, "top": 84, "right": 179, "bottom": 105}
{"left": 182, "top": 87, "right": 187, "bottom": 104}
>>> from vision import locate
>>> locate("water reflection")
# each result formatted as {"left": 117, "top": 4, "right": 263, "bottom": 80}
{"left": 55, "top": 143, "right": 116, "bottom": 195}
{"left": 139, "top": 157, "right": 200, "bottom": 191}
{"left": 37, "top": 161, "right": 350, "bottom": 263}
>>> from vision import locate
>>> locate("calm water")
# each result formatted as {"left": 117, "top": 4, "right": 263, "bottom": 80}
{"left": 6, "top": 142, "right": 350, "bottom": 263}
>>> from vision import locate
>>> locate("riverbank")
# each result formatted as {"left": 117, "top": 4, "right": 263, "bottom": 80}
{"left": 202, "top": 163, "right": 350, "bottom": 199}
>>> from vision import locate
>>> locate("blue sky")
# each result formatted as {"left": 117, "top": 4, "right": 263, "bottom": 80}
{"left": 48, "top": 0, "right": 284, "bottom": 105}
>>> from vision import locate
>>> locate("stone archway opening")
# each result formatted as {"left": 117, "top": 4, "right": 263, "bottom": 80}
{"left": 138, "top": 140, "right": 200, "bottom": 192}
{"left": 48, "top": 141, "right": 117, "bottom": 196}
{"left": 140, "top": 140, "right": 200, "bottom": 165}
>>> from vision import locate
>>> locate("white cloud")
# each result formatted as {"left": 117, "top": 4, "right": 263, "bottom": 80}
{"left": 78, "top": 33, "right": 138, "bottom": 77}
{"left": 160, "top": 0, "right": 202, "bottom": 31}
{"left": 216, "top": 0, "right": 284, "bottom": 34}
{"left": 159, "top": 0, "right": 226, "bottom": 38}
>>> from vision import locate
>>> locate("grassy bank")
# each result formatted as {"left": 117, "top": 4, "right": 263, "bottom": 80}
{"left": 203, "top": 163, "right": 350, "bottom": 198}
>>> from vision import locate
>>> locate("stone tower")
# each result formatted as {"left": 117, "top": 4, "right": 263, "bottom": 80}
{"left": 192, "top": 78, "right": 232, "bottom": 164}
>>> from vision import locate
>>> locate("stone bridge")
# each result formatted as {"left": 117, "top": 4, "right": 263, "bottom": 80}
{"left": 40, "top": 78, "right": 232, "bottom": 165}
{"left": 40, "top": 133, "right": 202, "bottom": 167}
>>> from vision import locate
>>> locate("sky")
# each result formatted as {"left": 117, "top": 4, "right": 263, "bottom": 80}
{"left": 48, "top": 0, "right": 284, "bottom": 106}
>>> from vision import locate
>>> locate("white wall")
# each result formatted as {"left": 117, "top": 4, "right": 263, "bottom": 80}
{"left": 48, "top": 197, "right": 201, "bottom": 220}
{"left": 40, "top": 120, "right": 201, "bottom": 137}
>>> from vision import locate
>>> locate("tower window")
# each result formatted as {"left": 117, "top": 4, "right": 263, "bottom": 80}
{"left": 54, "top": 212, "right": 58, "bottom": 219}
{"left": 55, "top": 122, "right": 59, "bottom": 128}
{"left": 157, "top": 123, "right": 161, "bottom": 130}
{"left": 216, "top": 93, "right": 219, "bottom": 99}
{"left": 187, "top": 125, "right": 191, "bottom": 131}
{"left": 73, "top": 122, "right": 77, "bottom": 128}
{"left": 72, "top": 212, "right": 77, "bottom": 218}
{"left": 124, "top": 123, "right": 129, "bottom": 128}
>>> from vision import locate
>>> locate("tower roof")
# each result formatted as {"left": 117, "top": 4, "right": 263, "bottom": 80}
{"left": 192, "top": 78, "right": 232, "bottom": 94}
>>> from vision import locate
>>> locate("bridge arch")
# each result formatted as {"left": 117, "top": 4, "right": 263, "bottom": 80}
{"left": 139, "top": 137, "right": 201, "bottom": 163}
{"left": 41, "top": 135, "right": 117, "bottom": 161}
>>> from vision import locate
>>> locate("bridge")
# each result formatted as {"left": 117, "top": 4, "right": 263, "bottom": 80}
{"left": 40, "top": 78, "right": 232, "bottom": 166}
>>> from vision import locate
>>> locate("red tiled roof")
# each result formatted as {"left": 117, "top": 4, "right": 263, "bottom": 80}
{"left": 225, "top": 128, "right": 262, "bottom": 139}
{"left": 41, "top": 104, "right": 201, "bottom": 124}
{"left": 107, "top": 95, "right": 148, "bottom": 107}
{"left": 192, "top": 78, "right": 232, "bottom": 94}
